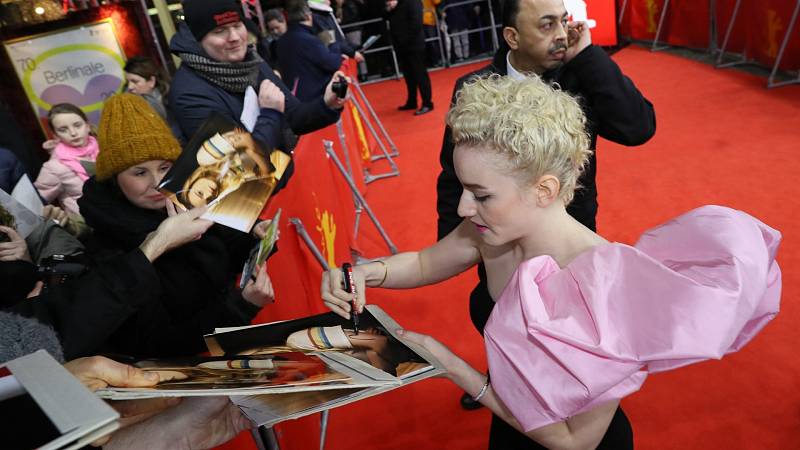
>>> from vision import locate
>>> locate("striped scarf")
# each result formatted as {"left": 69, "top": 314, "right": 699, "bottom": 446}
{"left": 177, "top": 47, "right": 262, "bottom": 93}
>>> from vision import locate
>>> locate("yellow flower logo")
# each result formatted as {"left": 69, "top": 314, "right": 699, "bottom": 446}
{"left": 314, "top": 193, "right": 337, "bottom": 267}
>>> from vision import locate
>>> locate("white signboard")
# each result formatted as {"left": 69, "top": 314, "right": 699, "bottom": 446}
{"left": 3, "top": 19, "right": 126, "bottom": 132}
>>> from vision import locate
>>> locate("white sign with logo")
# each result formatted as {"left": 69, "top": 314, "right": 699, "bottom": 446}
{"left": 3, "top": 19, "right": 126, "bottom": 131}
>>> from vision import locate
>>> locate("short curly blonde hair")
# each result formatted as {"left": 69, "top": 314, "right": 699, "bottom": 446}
{"left": 446, "top": 74, "right": 591, "bottom": 204}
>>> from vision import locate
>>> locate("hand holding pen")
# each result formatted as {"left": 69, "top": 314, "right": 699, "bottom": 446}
{"left": 342, "top": 263, "right": 359, "bottom": 334}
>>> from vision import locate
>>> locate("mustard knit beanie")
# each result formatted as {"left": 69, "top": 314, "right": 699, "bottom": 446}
{"left": 96, "top": 93, "right": 182, "bottom": 180}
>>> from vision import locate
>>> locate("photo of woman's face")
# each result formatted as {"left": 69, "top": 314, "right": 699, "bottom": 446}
{"left": 187, "top": 177, "right": 220, "bottom": 207}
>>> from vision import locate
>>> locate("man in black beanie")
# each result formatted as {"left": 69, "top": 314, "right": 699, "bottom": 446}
{"left": 170, "top": 0, "right": 345, "bottom": 168}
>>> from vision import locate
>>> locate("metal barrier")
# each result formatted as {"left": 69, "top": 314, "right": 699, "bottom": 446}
{"left": 440, "top": 0, "right": 500, "bottom": 64}
{"left": 339, "top": 0, "right": 501, "bottom": 83}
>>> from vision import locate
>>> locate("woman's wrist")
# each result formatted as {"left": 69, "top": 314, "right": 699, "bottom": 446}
{"left": 361, "top": 260, "right": 388, "bottom": 288}
{"left": 139, "top": 232, "right": 165, "bottom": 262}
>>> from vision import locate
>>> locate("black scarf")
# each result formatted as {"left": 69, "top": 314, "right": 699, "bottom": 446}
{"left": 78, "top": 178, "right": 231, "bottom": 288}
{"left": 176, "top": 46, "right": 262, "bottom": 93}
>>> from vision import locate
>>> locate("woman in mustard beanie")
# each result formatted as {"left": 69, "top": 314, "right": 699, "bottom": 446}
{"left": 68, "top": 93, "right": 275, "bottom": 358}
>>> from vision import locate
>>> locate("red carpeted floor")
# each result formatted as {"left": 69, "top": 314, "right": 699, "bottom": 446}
{"left": 234, "top": 45, "right": 800, "bottom": 449}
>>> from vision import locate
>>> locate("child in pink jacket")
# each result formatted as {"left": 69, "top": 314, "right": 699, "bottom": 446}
{"left": 35, "top": 104, "right": 99, "bottom": 214}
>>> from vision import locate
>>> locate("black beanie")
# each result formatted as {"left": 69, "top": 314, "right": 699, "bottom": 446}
{"left": 183, "top": 0, "right": 244, "bottom": 42}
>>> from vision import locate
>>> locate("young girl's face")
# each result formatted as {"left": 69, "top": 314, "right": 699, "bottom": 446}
{"left": 51, "top": 112, "right": 89, "bottom": 148}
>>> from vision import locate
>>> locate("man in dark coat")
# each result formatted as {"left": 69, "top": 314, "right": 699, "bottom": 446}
{"left": 310, "top": 0, "right": 365, "bottom": 62}
{"left": 277, "top": 0, "right": 344, "bottom": 102}
{"left": 436, "top": 0, "right": 655, "bottom": 447}
{"left": 386, "top": 0, "right": 434, "bottom": 115}
{"left": 169, "top": 0, "right": 344, "bottom": 159}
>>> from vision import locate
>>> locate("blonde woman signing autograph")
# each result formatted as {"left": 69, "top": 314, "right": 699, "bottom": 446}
{"left": 321, "top": 75, "right": 781, "bottom": 449}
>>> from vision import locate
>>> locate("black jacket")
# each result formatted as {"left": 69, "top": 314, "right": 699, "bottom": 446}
{"left": 168, "top": 23, "right": 340, "bottom": 152}
{"left": 277, "top": 23, "right": 343, "bottom": 102}
{"left": 9, "top": 178, "right": 263, "bottom": 360}
{"left": 76, "top": 178, "right": 262, "bottom": 358}
{"left": 386, "top": 0, "right": 425, "bottom": 52}
{"left": 436, "top": 45, "right": 656, "bottom": 238}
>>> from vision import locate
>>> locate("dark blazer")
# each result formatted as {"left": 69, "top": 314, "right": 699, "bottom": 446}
{"left": 277, "top": 23, "right": 342, "bottom": 102}
{"left": 386, "top": 0, "right": 426, "bottom": 52}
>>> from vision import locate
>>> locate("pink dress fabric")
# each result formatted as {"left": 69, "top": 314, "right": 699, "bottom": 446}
{"left": 483, "top": 205, "right": 782, "bottom": 432}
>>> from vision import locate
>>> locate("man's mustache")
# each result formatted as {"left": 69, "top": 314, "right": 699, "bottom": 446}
{"left": 549, "top": 42, "right": 568, "bottom": 54}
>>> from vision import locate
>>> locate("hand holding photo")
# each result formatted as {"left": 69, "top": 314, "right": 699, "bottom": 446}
{"left": 240, "top": 209, "right": 281, "bottom": 289}
{"left": 158, "top": 113, "right": 291, "bottom": 232}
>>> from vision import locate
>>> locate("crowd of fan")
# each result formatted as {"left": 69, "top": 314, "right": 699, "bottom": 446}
{"left": 0, "top": 0, "right": 358, "bottom": 446}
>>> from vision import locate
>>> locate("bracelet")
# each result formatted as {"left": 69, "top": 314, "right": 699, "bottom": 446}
{"left": 374, "top": 259, "right": 388, "bottom": 287}
{"left": 472, "top": 378, "right": 490, "bottom": 402}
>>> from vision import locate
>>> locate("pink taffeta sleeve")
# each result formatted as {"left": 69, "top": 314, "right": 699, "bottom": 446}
{"left": 484, "top": 205, "right": 781, "bottom": 432}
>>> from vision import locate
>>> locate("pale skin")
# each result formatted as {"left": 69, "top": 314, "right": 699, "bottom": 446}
{"left": 50, "top": 112, "right": 90, "bottom": 148}
{"left": 201, "top": 20, "right": 348, "bottom": 111}
{"left": 321, "top": 144, "right": 615, "bottom": 450}
{"left": 125, "top": 72, "right": 157, "bottom": 96}
{"left": 63, "top": 356, "right": 250, "bottom": 448}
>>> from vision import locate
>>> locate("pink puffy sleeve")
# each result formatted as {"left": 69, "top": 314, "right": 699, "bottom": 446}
{"left": 484, "top": 205, "right": 781, "bottom": 432}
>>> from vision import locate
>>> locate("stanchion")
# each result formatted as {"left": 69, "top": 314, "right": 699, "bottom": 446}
{"left": 336, "top": 120, "right": 365, "bottom": 239}
{"left": 349, "top": 98, "right": 400, "bottom": 184}
{"left": 350, "top": 81, "right": 400, "bottom": 159}
{"left": 287, "top": 217, "right": 333, "bottom": 450}
{"left": 324, "top": 140, "right": 398, "bottom": 254}
{"left": 767, "top": 0, "right": 800, "bottom": 88}
{"left": 651, "top": 0, "right": 672, "bottom": 51}
{"left": 289, "top": 218, "right": 331, "bottom": 270}
{"left": 252, "top": 426, "right": 281, "bottom": 450}
{"left": 715, "top": 0, "right": 748, "bottom": 68}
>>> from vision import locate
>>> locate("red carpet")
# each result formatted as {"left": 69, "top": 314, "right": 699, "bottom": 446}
{"left": 235, "top": 45, "right": 800, "bottom": 449}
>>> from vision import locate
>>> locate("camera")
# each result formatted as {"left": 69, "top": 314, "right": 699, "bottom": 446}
{"left": 37, "top": 254, "right": 87, "bottom": 288}
{"left": 331, "top": 76, "right": 348, "bottom": 99}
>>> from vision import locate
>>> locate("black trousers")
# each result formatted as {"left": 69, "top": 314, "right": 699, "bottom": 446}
{"left": 396, "top": 48, "right": 432, "bottom": 107}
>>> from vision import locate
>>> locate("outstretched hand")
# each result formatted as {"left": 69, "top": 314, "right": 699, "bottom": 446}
{"left": 0, "top": 225, "right": 32, "bottom": 262}
{"left": 395, "top": 329, "right": 461, "bottom": 376}
{"left": 321, "top": 265, "right": 367, "bottom": 319}
{"left": 139, "top": 201, "right": 213, "bottom": 262}
{"left": 242, "top": 263, "right": 275, "bottom": 307}
{"left": 42, "top": 205, "right": 69, "bottom": 227}
{"left": 101, "top": 397, "right": 251, "bottom": 450}
{"left": 323, "top": 71, "right": 351, "bottom": 110}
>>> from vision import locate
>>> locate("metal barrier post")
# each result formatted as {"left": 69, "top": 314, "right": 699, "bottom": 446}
{"left": 285, "top": 217, "right": 333, "bottom": 450}
{"left": 289, "top": 218, "right": 330, "bottom": 269}
{"left": 619, "top": 0, "right": 629, "bottom": 26}
{"left": 487, "top": 0, "right": 499, "bottom": 52}
{"left": 324, "top": 140, "right": 398, "bottom": 254}
{"left": 350, "top": 82, "right": 400, "bottom": 159}
{"left": 715, "top": 0, "right": 747, "bottom": 68}
{"left": 252, "top": 426, "right": 281, "bottom": 450}
{"left": 768, "top": 0, "right": 800, "bottom": 88}
{"left": 651, "top": 0, "right": 671, "bottom": 51}
{"left": 348, "top": 98, "right": 400, "bottom": 183}
{"left": 335, "top": 120, "right": 364, "bottom": 239}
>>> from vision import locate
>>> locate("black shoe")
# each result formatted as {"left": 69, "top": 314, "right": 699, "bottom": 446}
{"left": 460, "top": 392, "right": 484, "bottom": 410}
{"left": 397, "top": 103, "right": 417, "bottom": 111}
{"left": 414, "top": 105, "right": 434, "bottom": 116}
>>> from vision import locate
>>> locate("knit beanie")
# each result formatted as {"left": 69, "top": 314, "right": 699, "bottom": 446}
{"left": 96, "top": 93, "right": 182, "bottom": 180}
{"left": 183, "top": 0, "right": 244, "bottom": 42}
